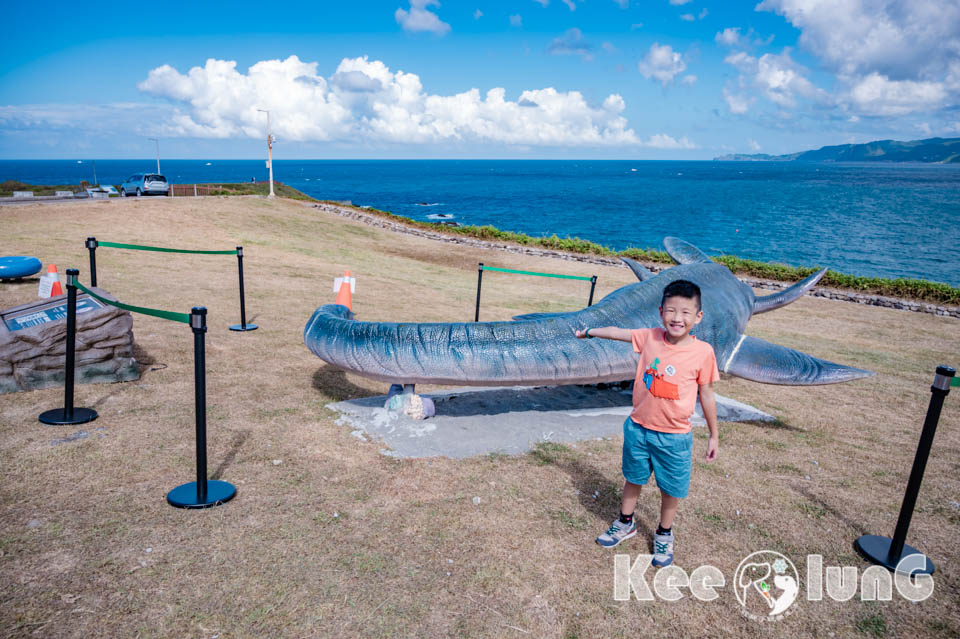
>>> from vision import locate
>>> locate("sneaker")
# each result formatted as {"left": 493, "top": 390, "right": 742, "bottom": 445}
{"left": 596, "top": 518, "right": 637, "bottom": 548}
{"left": 652, "top": 531, "right": 674, "bottom": 567}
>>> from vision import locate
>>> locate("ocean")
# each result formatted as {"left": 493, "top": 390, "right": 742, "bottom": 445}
{"left": 3, "top": 159, "right": 959, "bottom": 287}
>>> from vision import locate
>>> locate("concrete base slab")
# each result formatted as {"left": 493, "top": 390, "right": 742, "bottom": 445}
{"left": 327, "top": 385, "right": 774, "bottom": 459}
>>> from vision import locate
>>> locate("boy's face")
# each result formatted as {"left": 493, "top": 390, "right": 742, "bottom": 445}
{"left": 659, "top": 295, "right": 703, "bottom": 341}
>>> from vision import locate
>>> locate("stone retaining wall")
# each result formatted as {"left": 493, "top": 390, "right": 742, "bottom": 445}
{"left": 313, "top": 202, "right": 960, "bottom": 320}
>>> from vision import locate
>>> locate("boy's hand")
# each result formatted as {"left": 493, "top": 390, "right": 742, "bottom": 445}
{"left": 574, "top": 328, "right": 589, "bottom": 339}
{"left": 705, "top": 435, "right": 719, "bottom": 462}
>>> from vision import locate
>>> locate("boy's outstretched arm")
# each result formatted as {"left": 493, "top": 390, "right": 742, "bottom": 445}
{"left": 699, "top": 382, "right": 719, "bottom": 462}
{"left": 574, "top": 326, "right": 632, "bottom": 342}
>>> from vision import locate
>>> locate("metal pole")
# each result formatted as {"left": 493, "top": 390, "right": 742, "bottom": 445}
{"left": 166, "top": 306, "right": 236, "bottom": 509}
{"left": 887, "top": 365, "right": 952, "bottom": 563}
{"left": 475, "top": 263, "right": 484, "bottom": 322}
{"left": 39, "top": 269, "right": 98, "bottom": 425}
{"left": 192, "top": 307, "right": 208, "bottom": 503}
{"left": 148, "top": 138, "right": 160, "bottom": 173}
{"left": 588, "top": 275, "right": 597, "bottom": 306}
{"left": 86, "top": 237, "right": 98, "bottom": 287}
{"left": 854, "top": 365, "right": 953, "bottom": 574}
{"left": 258, "top": 109, "right": 275, "bottom": 198}
{"left": 229, "top": 247, "right": 257, "bottom": 331}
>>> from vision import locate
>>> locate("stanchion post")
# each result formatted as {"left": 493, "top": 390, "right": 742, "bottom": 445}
{"left": 854, "top": 365, "right": 954, "bottom": 574}
{"left": 39, "top": 269, "right": 98, "bottom": 426}
{"left": 86, "top": 237, "right": 98, "bottom": 287}
{"left": 588, "top": 275, "right": 597, "bottom": 307}
{"left": 474, "top": 263, "right": 484, "bottom": 322}
{"left": 167, "top": 307, "right": 237, "bottom": 508}
{"left": 229, "top": 246, "right": 258, "bottom": 331}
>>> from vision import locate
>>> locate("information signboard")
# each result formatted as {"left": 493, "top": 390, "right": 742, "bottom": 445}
{"left": 2, "top": 295, "right": 105, "bottom": 332}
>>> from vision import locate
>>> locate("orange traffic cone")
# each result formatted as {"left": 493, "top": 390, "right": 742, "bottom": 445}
{"left": 335, "top": 270, "right": 354, "bottom": 311}
{"left": 48, "top": 265, "right": 63, "bottom": 297}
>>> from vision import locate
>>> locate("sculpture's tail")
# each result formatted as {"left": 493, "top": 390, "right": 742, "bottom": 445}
{"left": 721, "top": 335, "right": 874, "bottom": 385}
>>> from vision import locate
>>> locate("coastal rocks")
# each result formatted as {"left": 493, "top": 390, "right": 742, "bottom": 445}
{"left": 313, "top": 201, "right": 960, "bottom": 321}
{"left": 0, "top": 292, "right": 139, "bottom": 395}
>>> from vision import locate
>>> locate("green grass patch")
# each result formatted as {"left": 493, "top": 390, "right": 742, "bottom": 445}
{"left": 0, "top": 179, "right": 86, "bottom": 196}
{"left": 530, "top": 441, "right": 574, "bottom": 465}
{"left": 207, "top": 181, "right": 313, "bottom": 200}
{"left": 547, "top": 509, "right": 589, "bottom": 530}
{"left": 856, "top": 613, "right": 888, "bottom": 637}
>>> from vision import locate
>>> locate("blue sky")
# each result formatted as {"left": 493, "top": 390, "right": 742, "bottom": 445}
{"left": 2, "top": 0, "right": 958, "bottom": 159}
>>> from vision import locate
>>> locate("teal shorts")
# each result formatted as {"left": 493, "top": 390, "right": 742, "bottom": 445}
{"left": 622, "top": 417, "right": 693, "bottom": 499}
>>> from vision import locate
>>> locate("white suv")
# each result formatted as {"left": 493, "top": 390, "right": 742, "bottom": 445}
{"left": 120, "top": 173, "right": 169, "bottom": 196}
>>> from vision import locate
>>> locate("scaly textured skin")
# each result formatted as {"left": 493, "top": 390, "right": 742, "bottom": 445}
{"left": 304, "top": 238, "right": 873, "bottom": 386}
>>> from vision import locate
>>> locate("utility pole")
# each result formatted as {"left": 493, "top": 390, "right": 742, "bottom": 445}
{"left": 257, "top": 109, "right": 275, "bottom": 198}
{"left": 148, "top": 138, "right": 160, "bottom": 173}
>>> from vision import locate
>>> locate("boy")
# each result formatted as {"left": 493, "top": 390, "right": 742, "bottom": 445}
{"left": 575, "top": 279, "right": 719, "bottom": 567}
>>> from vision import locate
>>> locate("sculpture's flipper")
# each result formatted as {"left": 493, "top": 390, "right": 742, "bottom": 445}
{"left": 620, "top": 257, "right": 657, "bottom": 281}
{"left": 753, "top": 268, "right": 828, "bottom": 314}
{"left": 664, "top": 237, "right": 713, "bottom": 265}
{"left": 721, "top": 335, "right": 873, "bottom": 385}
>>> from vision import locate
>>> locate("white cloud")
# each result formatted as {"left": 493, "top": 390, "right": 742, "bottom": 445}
{"left": 723, "top": 49, "right": 829, "bottom": 109}
{"left": 846, "top": 72, "right": 947, "bottom": 116}
{"left": 602, "top": 42, "right": 617, "bottom": 53}
{"left": 681, "top": 74, "right": 697, "bottom": 86}
{"left": 473, "top": 8, "right": 482, "bottom": 19}
{"left": 613, "top": 0, "right": 630, "bottom": 7}
{"left": 533, "top": 0, "right": 549, "bottom": 6}
{"left": 561, "top": 0, "right": 578, "bottom": 10}
{"left": 637, "top": 43, "right": 687, "bottom": 86}
{"left": 757, "top": 0, "right": 960, "bottom": 117}
{"left": 669, "top": 0, "right": 691, "bottom": 4}
{"left": 748, "top": 139, "right": 761, "bottom": 151}
{"left": 395, "top": 0, "right": 451, "bottom": 35}
{"left": 715, "top": 27, "right": 741, "bottom": 46}
{"left": 138, "top": 55, "right": 649, "bottom": 147}
{"left": 723, "top": 88, "right": 751, "bottom": 114}
{"left": 509, "top": 14, "right": 523, "bottom": 27}
{"left": 0, "top": 102, "right": 174, "bottom": 135}
{"left": 758, "top": 0, "right": 960, "bottom": 81}
{"left": 680, "top": 13, "right": 694, "bottom": 22}
{"left": 643, "top": 133, "right": 696, "bottom": 149}
{"left": 548, "top": 28, "right": 593, "bottom": 60}
{"left": 699, "top": 8, "right": 708, "bottom": 19}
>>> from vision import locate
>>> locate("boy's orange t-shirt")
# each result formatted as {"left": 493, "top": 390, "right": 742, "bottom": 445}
{"left": 629, "top": 328, "right": 720, "bottom": 434}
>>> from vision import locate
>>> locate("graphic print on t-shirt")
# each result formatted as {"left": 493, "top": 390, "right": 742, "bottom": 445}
{"left": 642, "top": 357, "right": 680, "bottom": 400}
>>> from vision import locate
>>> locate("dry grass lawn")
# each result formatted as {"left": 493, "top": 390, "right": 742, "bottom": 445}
{"left": 1, "top": 196, "right": 958, "bottom": 638}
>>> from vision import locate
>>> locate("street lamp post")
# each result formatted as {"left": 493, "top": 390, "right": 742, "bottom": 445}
{"left": 148, "top": 137, "right": 160, "bottom": 173}
{"left": 257, "top": 109, "right": 275, "bottom": 198}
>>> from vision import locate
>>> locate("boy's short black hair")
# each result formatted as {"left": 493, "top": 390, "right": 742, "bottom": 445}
{"left": 660, "top": 279, "right": 702, "bottom": 311}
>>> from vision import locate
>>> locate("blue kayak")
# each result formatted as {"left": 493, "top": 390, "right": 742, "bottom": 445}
{"left": 0, "top": 256, "right": 42, "bottom": 280}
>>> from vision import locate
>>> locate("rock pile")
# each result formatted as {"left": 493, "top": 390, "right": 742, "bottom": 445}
{"left": 0, "top": 293, "right": 140, "bottom": 394}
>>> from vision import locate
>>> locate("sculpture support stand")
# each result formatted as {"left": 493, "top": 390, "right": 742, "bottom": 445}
{"left": 855, "top": 365, "right": 954, "bottom": 574}
{"left": 38, "top": 269, "right": 99, "bottom": 426}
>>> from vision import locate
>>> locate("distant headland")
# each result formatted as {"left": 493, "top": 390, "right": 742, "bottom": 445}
{"left": 714, "top": 136, "right": 960, "bottom": 163}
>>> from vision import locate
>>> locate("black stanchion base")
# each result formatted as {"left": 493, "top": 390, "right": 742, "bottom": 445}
{"left": 229, "top": 323, "right": 258, "bottom": 332}
{"left": 166, "top": 480, "right": 237, "bottom": 509}
{"left": 854, "top": 534, "right": 935, "bottom": 575}
{"left": 38, "top": 407, "right": 98, "bottom": 426}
